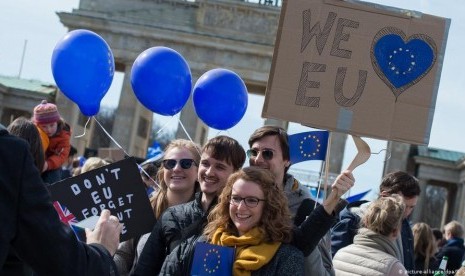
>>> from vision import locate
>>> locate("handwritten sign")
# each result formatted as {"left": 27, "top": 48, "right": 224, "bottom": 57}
{"left": 49, "top": 157, "right": 156, "bottom": 241}
{"left": 263, "top": 0, "right": 450, "bottom": 145}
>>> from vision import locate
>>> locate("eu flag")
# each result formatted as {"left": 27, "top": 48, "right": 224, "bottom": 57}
{"left": 191, "top": 242, "right": 235, "bottom": 276}
{"left": 289, "top": 131, "right": 329, "bottom": 164}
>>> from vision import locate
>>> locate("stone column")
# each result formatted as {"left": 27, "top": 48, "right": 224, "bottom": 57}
{"left": 410, "top": 178, "right": 427, "bottom": 223}
{"left": 111, "top": 64, "right": 153, "bottom": 157}
{"left": 383, "top": 141, "right": 411, "bottom": 174}
{"left": 327, "top": 132, "right": 347, "bottom": 175}
{"left": 176, "top": 72, "right": 208, "bottom": 145}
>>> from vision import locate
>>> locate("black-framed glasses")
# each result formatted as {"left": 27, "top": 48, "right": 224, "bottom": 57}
{"left": 162, "top": 159, "right": 197, "bottom": 170}
{"left": 246, "top": 149, "right": 274, "bottom": 160}
{"left": 229, "top": 195, "right": 266, "bottom": 208}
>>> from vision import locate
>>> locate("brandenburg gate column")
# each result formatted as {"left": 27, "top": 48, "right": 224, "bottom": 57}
{"left": 111, "top": 63, "right": 152, "bottom": 157}
{"left": 175, "top": 71, "right": 209, "bottom": 146}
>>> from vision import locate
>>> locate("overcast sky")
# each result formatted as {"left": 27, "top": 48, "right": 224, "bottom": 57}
{"left": 1, "top": 0, "right": 464, "bottom": 199}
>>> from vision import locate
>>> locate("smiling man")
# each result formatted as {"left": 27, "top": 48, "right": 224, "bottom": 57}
{"left": 133, "top": 136, "right": 246, "bottom": 275}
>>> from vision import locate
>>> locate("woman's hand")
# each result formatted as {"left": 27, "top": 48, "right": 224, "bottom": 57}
{"left": 323, "top": 170, "right": 355, "bottom": 214}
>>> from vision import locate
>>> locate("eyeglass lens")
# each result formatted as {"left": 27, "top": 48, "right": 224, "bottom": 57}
{"left": 230, "top": 195, "right": 263, "bottom": 208}
{"left": 247, "top": 149, "right": 274, "bottom": 160}
{"left": 162, "top": 159, "right": 196, "bottom": 170}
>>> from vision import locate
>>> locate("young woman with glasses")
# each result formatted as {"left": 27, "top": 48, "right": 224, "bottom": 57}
{"left": 114, "top": 139, "right": 201, "bottom": 275}
{"left": 160, "top": 167, "right": 304, "bottom": 275}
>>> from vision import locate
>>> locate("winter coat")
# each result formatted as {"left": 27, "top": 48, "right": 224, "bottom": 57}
{"left": 45, "top": 121, "right": 71, "bottom": 170}
{"left": 286, "top": 174, "right": 335, "bottom": 276}
{"left": 133, "top": 192, "right": 215, "bottom": 275}
{"left": 160, "top": 235, "right": 304, "bottom": 275}
{"left": 0, "top": 126, "right": 115, "bottom": 275}
{"left": 333, "top": 228, "right": 407, "bottom": 276}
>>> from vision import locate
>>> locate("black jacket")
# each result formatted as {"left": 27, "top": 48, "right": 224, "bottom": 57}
{"left": 435, "top": 238, "right": 465, "bottom": 273}
{"left": 159, "top": 203, "right": 335, "bottom": 275}
{"left": 0, "top": 127, "right": 116, "bottom": 275}
{"left": 160, "top": 235, "right": 305, "bottom": 276}
{"left": 133, "top": 192, "right": 215, "bottom": 275}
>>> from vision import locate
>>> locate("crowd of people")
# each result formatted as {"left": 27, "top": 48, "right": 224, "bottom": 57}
{"left": 1, "top": 100, "right": 465, "bottom": 275}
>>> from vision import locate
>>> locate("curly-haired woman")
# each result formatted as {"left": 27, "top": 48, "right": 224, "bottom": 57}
{"left": 161, "top": 166, "right": 304, "bottom": 275}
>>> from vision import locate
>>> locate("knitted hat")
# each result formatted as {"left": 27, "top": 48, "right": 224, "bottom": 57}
{"left": 33, "top": 100, "right": 61, "bottom": 124}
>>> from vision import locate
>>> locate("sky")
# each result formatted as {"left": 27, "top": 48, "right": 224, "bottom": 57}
{"left": 1, "top": 0, "right": 464, "bottom": 200}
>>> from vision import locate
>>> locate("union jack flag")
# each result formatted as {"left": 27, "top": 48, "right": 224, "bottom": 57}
{"left": 53, "top": 201, "right": 78, "bottom": 226}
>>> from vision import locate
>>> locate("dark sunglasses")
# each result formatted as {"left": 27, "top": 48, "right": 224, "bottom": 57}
{"left": 246, "top": 149, "right": 274, "bottom": 160}
{"left": 229, "top": 195, "right": 266, "bottom": 208}
{"left": 162, "top": 159, "right": 197, "bottom": 170}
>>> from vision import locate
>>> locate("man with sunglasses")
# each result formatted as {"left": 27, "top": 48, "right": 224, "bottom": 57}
{"left": 248, "top": 125, "right": 355, "bottom": 275}
{"left": 133, "top": 136, "right": 246, "bottom": 275}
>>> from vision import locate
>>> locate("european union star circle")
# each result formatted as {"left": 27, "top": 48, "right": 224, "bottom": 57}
{"left": 203, "top": 248, "right": 221, "bottom": 273}
{"left": 191, "top": 242, "right": 234, "bottom": 276}
{"left": 289, "top": 131, "right": 329, "bottom": 164}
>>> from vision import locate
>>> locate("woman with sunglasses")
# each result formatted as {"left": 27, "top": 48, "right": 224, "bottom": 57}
{"left": 160, "top": 166, "right": 304, "bottom": 275}
{"left": 114, "top": 139, "right": 200, "bottom": 275}
{"left": 133, "top": 136, "right": 245, "bottom": 275}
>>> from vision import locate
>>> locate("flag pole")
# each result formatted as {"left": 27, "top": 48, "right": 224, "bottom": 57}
{"left": 18, "top": 39, "right": 28, "bottom": 78}
{"left": 323, "top": 131, "right": 332, "bottom": 199}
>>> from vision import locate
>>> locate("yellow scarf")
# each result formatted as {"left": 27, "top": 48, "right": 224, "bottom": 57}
{"left": 211, "top": 227, "right": 281, "bottom": 276}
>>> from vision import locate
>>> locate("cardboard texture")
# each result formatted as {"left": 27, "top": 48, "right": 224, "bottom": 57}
{"left": 263, "top": 0, "right": 450, "bottom": 145}
{"left": 49, "top": 157, "right": 156, "bottom": 242}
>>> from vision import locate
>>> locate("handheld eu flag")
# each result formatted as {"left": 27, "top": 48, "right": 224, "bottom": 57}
{"left": 289, "top": 131, "right": 329, "bottom": 164}
{"left": 191, "top": 242, "right": 235, "bottom": 276}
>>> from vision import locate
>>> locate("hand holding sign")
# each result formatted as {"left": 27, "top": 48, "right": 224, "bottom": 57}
{"left": 325, "top": 135, "right": 369, "bottom": 209}
{"left": 324, "top": 170, "right": 355, "bottom": 214}
{"left": 85, "top": 209, "right": 122, "bottom": 256}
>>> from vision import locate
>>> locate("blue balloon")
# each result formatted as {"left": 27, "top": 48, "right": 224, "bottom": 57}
{"left": 131, "top": 47, "right": 192, "bottom": 116}
{"left": 51, "top": 29, "right": 114, "bottom": 116}
{"left": 193, "top": 69, "right": 248, "bottom": 130}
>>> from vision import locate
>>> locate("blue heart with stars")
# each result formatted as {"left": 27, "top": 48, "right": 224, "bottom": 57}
{"left": 371, "top": 27, "right": 437, "bottom": 98}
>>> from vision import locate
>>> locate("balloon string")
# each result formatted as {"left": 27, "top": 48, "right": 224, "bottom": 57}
{"left": 156, "top": 116, "right": 175, "bottom": 136}
{"left": 93, "top": 117, "right": 130, "bottom": 158}
{"left": 137, "top": 167, "right": 161, "bottom": 189}
{"left": 76, "top": 117, "right": 162, "bottom": 191}
{"left": 177, "top": 118, "right": 202, "bottom": 157}
{"left": 74, "top": 117, "right": 91, "bottom": 138}
{"left": 138, "top": 164, "right": 161, "bottom": 190}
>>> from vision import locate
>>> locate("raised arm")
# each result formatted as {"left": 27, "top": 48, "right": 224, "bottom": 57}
{"left": 292, "top": 170, "right": 354, "bottom": 256}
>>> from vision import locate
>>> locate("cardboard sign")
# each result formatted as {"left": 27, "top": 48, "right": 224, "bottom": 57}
{"left": 49, "top": 157, "right": 156, "bottom": 241}
{"left": 263, "top": 0, "right": 450, "bottom": 145}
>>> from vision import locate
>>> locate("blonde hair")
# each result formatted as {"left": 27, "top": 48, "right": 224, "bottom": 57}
{"left": 81, "top": 157, "right": 111, "bottom": 173}
{"left": 203, "top": 167, "right": 293, "bottom": 243}
{"left": 412, "top": 222, "right": 437, "bottom": 270}
{"left": 150, "top": 139, "right": 201, "bottom": 219}
{"left": 363, "top": 194, "right": 405, "bottom": 236}
{"left": 445, "top": 220, "right": 464, "bottom": 239}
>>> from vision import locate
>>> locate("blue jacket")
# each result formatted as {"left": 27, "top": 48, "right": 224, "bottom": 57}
{"left": 331, "top": 200, "right": 415, "bottom": 273}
